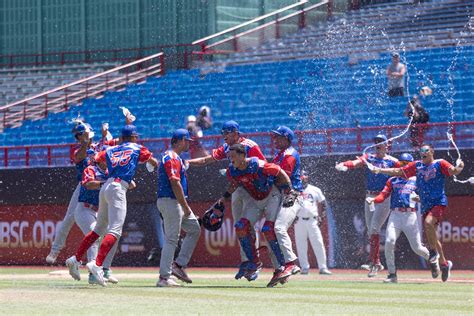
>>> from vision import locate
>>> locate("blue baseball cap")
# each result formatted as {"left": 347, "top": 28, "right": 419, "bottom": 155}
{"left": 121, "top": 125, "right": 139, "bottom": 137}
{"left": 399, "top": 153, "right": 414, "bottom": 162}
{"left": 271, "top": 125, "right": 294, "bottom": 143}
{"left": 172, "top": 128, "right": 193, "bottom": 141}
{"left": 374, "top": 134, "right": 387, "bottom": 143}
{"left": 221, "top": 120, "right": 239, "bottom": 133}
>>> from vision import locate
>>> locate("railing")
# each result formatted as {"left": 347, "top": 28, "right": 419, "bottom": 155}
{"left": 1, "top": 121, "right": 472, "bottom": 168}
{"left": 191, "top": 0, "right": 332, "bottom": 63}
{"left": 0, "top": 43, "right": 197, "bottom": 69}
{"left": 0, "top": 52, "right": 165, "bottom": 130}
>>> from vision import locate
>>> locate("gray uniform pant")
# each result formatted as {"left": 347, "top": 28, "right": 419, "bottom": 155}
{"left": 295, "top": 217, "right": 327, "bottom": 270}
{"left": 365, "top": 193, "right": 391, "bottom": 236}
{"left": 385, "top": 210, "right": 429, "bottom": 274}
{"left": 274, "top": 199, "right": 301, "bottom": 263}
{"left": 74, "top": 202, "right": 118, "bottom": 269}
{"left": 50, "top": 182, "right": 81, "bottom": 254}
{"left": 157, "top": 198, "right": 201, "bottom": 279}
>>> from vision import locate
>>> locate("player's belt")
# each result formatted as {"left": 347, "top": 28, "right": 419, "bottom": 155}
{"left": 366, "top": 190, "right": 381, "bottom": 195}
{"left": 296, "top": 216, "right": 317, "bottom": 221}
{"left": 113, "top": 177, "right": 129, "bottom": 189}
{"left": 83, "top": 203, "right": 98, "bottom": 212}
{"left": 393, "top": 207, "right": 416, "bottom": 212}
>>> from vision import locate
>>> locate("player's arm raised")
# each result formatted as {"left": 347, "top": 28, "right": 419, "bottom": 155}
{"left": 74, "top": 133, "right": 90, "bottom": 163}
{"left": 446, "top": 159, "right": 464, "bottom": 176}
{"left": 335, "top": 156, "right": 365, "bottom": 172}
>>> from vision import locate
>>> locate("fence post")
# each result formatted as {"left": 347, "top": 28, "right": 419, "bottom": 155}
{"left": 4, "top": 148, "right": 8, "bottom": 167}
{"left": 299, "top": 7, "right": 306, "bottom": 29}
{"left": 326, "top": 130, "right": 333, "bottom": 153}
{"left": 3, "top": 111, "right": 6, "bottom": 129}
{"left": 64, "top": 88, "right": 69, "bottom": 110}
{"left": 233, "top": 31, "right": 239, "bottom": 51}
{"left": 327, "top": 0, "right": 334, "bottom": 19}
{"left": 23, "top": 102, "right": 27, "bottom": 120}
{"left": 160, "top": 54, "right": 165, "bottom": 76}
{"left": 275, "top": 14, "right": 280, "bottom": 39}
{"left": 47, "top": 146, "right": 52, "bottom": 166}
{"left": 25, "top": 147, "right": 30, "bottom": 167}
{"left": 356, "top": 128, "right": 362, "bottom": 152}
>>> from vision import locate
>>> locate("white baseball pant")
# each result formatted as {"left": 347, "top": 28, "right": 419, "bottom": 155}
{"left": 274, "top": 198, "right": 301, "bottom": 263}
{"left": 50, "top": 182, "right": 81, "bottom": 254}
{"left": 74, "top": 202, "right": 118, "bottom": 269}
{"left": 157, "top": 198, "right": 201, "bottom": 279}
{"left": 294, "top": 217, "right": 328, "bottom": 270}
{"left": 365, "top": 193, "right": 391, "bottom": 235}
{"left": 231, "top": 186, "right": 253, "bottom": 262}
{"left": 384, "top": 210, "right": 429, "bottom": 274}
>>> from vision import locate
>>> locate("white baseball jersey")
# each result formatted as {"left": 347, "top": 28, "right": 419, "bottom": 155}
{"left": 298, "top": 184, "right": 325, "bottom": 218}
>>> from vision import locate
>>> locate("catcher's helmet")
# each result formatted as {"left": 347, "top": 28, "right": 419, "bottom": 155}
{"left": 72, "top": 122, "right": 94, "bottom": 139}
{"left": 201, "top": 202, "right": 225, "bottom": 231}
{"left": 399, "top": 153, "right": 414, "bottom": 162}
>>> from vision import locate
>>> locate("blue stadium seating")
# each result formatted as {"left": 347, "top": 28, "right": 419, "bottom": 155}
{"left": 0, "top": 46, "right": 472, "bottom": 146}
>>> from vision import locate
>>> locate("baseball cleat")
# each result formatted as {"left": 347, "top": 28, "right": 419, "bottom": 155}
{"left": 428, "top": 250, "right": 439, "bottom": 263}
{"left": 235, "top": 261, "right": 249, "bottom": 280}
{"left": 279, "top": 276, "right": 290, "bottom": 284}
{"left": 157, "top": 276, "right": 181, "bottom": 287}
{"left": 244, "top": 261, "right": 262, "bottom": 282}
{"left": 171, "top": 262, "right": 192, "bottom": 284}
{"left": 429, "top": 260, "right": 440, "bottom": 279}
{"left": 360, "top": 263, "right": 371, "bottom": 271}
{"left": 65, "top": 256, "right": 81, "bottom": 281}
{"left": 300, "top": 269, "right": 309, "bottom": 275}
{"left": 88, "top": 273, "right": 101, "bottom": 285}
{"left": 368, "top": 264, "right": 384, "bottom": 278}
{"left": 383, "top": 273, "right": 398, "bottom": 284}
{"left": 86, "top": 260, "right": 106, "bottom": 287}
{"left": 319, "top": 268, "right": 332, "bottom": 275}
{"left": 441, "top": 260, "right": 453, "bottom": 282}
{"left": 103, "top": 268, "right": 119, "bottom": 284}
{"left": 46, "top": 251, "right": 59, "bottom": 264}
{"left": 280, "top": 262, "right": 300, "bottom": 279}
{"left": 267, "top": 268, "right": 284, "bottom": 288}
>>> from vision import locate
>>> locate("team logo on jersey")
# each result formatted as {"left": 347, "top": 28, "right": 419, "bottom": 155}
{"left": 418, "top": 165, "right": 437, "bottom": 182}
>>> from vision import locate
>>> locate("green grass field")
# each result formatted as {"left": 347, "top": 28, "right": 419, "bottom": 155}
{"left": 0, "top": 267, "right": 472, "bottom": 315}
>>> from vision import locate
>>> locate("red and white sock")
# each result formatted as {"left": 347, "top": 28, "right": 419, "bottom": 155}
{"left": 75, "top": 231, "right": 100, "bottom": 262}
{"left": 95, "top": 233, "right": 117, "bottom": 266}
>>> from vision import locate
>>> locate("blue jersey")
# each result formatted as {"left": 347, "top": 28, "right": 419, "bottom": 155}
{"left": 157, "top": 150, "right": 188, "bottom": 199}
{"left": 78, "top": 165, "right": 108, "bottom": 207}
{"left": 73, "top": 148, "right": 95, "bottom": 182}
{"left": 272, "top": 146, "right": 303, "bottom": 192}
{"left": 402, "top": 159, "right": 452, "bottom": 213}
{"left": 361, "top": 153, "right": 399, "bottom": 191}
{"left": 379, "top": 177, "right": 417, "bottom": 209}
{"left": 96, "top": 142, "right": 152, "bottom": 183}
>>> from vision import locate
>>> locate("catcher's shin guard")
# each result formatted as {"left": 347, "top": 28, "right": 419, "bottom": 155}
{"left": 235, "top": 218, "right": 257, "bottom": 262}
{"left": 262, "top": 221, "right": 285, "bottom": 266}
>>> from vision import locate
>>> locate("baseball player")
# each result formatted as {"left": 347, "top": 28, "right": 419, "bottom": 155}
{"left": 66, "top": 125, "right": 158, "bottom": 286}
{"left": 372, "top": 144, "right": 465, "bottom": 282}
{"left": 269, "top": 126, "right": 302, "bottom": 286}
{"left": 75, "top": 158, "right": 119, "bottom": 284}
{"left": 366, "top": 153, "right": 438, "bottom": 283}
{"left": 335, "top": 134, "right": 399, "bottom": 277}
{"left": 187, "top": 120, "right": 267, "bottom": 278}
{"left": 294, "top": 171, "right": 332, "bottom": 275}
{"left": 156, "top": 129, "right": 201, "bottom": 287}
{"left": 219, "top": 144, "right": 297, "bottom": 286}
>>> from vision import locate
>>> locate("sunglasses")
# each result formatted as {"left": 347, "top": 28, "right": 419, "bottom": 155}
{"left": 419, "top": 148, "right": 430, "bottom": 154}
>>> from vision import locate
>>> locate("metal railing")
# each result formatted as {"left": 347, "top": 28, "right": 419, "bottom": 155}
{"left": 191, "top": 0, "right": 332, "bottom": 63}
{"left": 0, "top": 52, "right": 165, "bottom": 130}
{"left": 1, "top": 121, "right": 472, "bottom": 168}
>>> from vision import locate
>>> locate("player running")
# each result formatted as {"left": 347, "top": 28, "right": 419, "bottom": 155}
{"left": 188, "top": 120, "right": 267, "bottom": 278}
{"left": 366, "top": 153, "right": 437, "bottom": 283}
{"left": 372, "top": 144, "right": 464, "bottom": 282}
{"left": 335, "top": 134, "right": 399, "bottom": 277}
{"left": 219, "top": 144, "right": 297, "bottom": 285}
{"left": 156, "top": 129, "right": 201, "bottom": 287}
{"left": 66, "top": 125, "right": 158, "bottom": 286}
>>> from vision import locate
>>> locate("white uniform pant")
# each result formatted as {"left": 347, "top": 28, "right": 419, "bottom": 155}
{"left": 74, "top": 202, "right": 118, "bottom": 269}
{"left": 295, "top": 217, "right": 327, "bottom": 270}
{"left": 385, "top": 210, "right": 429, "bottom": 274}
{"left": 93, "top": 178, "right": 129, "bottom": 238}
{"left": 157, "top": 198, "right": 201, "bottom": 279}
{"left": 274, "top": 199, "right": 301, "bottom": 263}
{"left": 50, "top": 182, "right": 81, "bottom": 254}
{"left": 365, "top": 193, "right": 391, "bottom": 235}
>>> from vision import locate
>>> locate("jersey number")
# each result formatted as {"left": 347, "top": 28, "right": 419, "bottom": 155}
{"left": 111, "top": 150, "right": 133, "bottom": 167}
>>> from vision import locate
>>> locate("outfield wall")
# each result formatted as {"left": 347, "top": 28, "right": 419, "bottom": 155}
{"left": 0, "top": 151, "right": 472, "bottom": 269}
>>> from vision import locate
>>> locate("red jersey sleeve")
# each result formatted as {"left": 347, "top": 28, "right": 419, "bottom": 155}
{"left": 280, "top": 155, "right": 296, "bottom": 176}
{"left": 261, "top": 162, "right": 281, "bottom": 177}
{"left": 393, "top": 161, "right": 401, "bottom": 168}
{"left": 401, "top": 161, "right": 417, "bottom": 178}
{"left": 81, "top": 166, "right": 96, "bottom": 186}
{"left": 211, "top": 146, "right": 226, "bottom": 161}
{"left": 374, "top": 179, "right": 392, "bottom": 203}
{"left": 164, "top": 158, "right": 181, "bottom": 181}
{"left": 104, "top": 139, "right": 119, "bottom": 146}
{"left": 248, "top": 146, "right": 266, "bottom": 161}
{"left": 439, "top": 159, "right": 453, "bottom": 176}
{"left": 94, "top": 151, "right": 106, "bottom": 164}
{"left": 138, "top": 146, "right": 153, "bottom": 163}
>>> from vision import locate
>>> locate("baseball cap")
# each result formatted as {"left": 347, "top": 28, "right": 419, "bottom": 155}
{"left": 374, "top": 134, "right": 388, "bottom": 143}
{"left": 221, "top": 120, "right": 239, "bottom": 133}
{"left": 392, "top": 52, "right": 400, "bottom": 58}
{"left": 271, "top": 125, "right": 294, "bottom": 143}
{"left": 399, "top": 153, "right": 414, "bottom": 162}
{"left": 300, "top": 170, "right": 309, "bottom": 180}
{"left": 172, "top": 128, "right": 193, "bottom": 141}
{"left": 72, "top": 123, "right": 94, "bottom": 139}
{"left": 121, "top": 125, "right": 139, "bottom": 137}
{"left": 187, "top": 115, "right": 196, "bottom": 123}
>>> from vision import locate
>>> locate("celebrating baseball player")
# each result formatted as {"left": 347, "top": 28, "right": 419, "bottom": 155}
{"left": 335, "top": 134, "right": 399, "bottom": 277}
{"left": 156, "top": 129, "right": 201, "bottom": 287}
{"left": 187, "top": 120, "right": 267, "bottom": 278}
{"left": 270, "top": 126, "right": 302, "bottom": 286}
{"left": 219, "top": 144, "right": 297, "bottom": 286}
{"left": 372, "top": 144, "right": 465, "bottom": 282}
{"left": 294, "top": 171, "right": 332, "bottom": 275}
{"left": 366, "top": 153, "right": 438, "bottom": 283}
{"left": 66, "top": 124, "right": 158, "bottom": 286}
